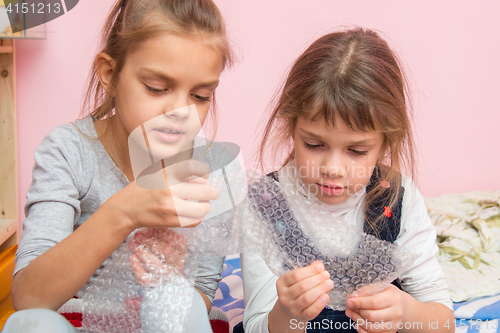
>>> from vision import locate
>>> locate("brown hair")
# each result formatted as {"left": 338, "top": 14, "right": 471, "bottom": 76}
{"left": 82, "top": 0, "right": 233, "bottom": 133}
{"left": 260, "top": 27, "right": 416, "bottom": 235}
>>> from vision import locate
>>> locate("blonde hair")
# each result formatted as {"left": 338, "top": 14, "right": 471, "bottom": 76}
{"left": 82, "top": 0, "right": 233, "bottom": 132}
{"left": 260, "top": 28, "right": 416, "bottom": 234}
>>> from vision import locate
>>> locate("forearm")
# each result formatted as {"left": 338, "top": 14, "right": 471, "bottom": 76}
{"left": 400, "top": 292, "right": 455, "bottom": 333}
{"left": 12, "top": 206, "right": 134, "bottom": 311}
{"left": 268, "top": 300, "right": 305, "bottom": 333}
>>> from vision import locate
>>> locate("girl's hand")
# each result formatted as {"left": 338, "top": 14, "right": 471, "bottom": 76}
{"left": 345, "top": 284, "right": 405, "bottom": 333}
{"left": 106, "top": 159, "right": 219, "bottom": 230}
{"left": 275, "top": 261, "right": 334, "bottom": 323}
{"left": 128, "top": 228, "right": 187, "bottom": 284}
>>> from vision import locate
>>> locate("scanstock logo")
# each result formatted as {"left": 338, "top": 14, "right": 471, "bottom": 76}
{"left": 5, "top": 0, "right": 79, "bottom": 33}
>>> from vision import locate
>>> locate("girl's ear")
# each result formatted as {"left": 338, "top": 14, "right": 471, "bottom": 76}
{"left": 95, "top": 52, "right": 116, "bottom": 95}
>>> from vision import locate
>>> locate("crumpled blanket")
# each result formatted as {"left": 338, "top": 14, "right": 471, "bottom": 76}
{"left": 425, "top": 190, "right": 500, "bottom": 302}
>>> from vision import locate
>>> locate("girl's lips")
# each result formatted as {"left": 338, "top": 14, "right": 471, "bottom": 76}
{"left": 318, "top": 183, "right": 346, "bottom": 196}
{"left": 152, "top": 126, "right": 185, "bottom": 143}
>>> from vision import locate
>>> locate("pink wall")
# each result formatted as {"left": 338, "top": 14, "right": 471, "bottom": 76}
{"left": 15, "top": 0, "right": 500, "bottom": 222}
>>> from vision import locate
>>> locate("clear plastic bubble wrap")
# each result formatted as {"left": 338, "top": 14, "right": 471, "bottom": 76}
{"left": 80, "top": 169, "right": 419, "bottom": 331}
{"left": 243, "top": 172, "right": 419, "bottom": 310}
{"left": 81, "top": 229, "right": 199, "bottom": 333}
{"left": 79, "top": 167, "right": 246, "bottom": 333}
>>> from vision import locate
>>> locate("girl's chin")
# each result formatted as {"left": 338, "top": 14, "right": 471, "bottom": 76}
{"left": 315, "top": 192, "right": 349, "bottom": 205}
{"left": 149, "top": 140, "right": 194, "bottom": 160}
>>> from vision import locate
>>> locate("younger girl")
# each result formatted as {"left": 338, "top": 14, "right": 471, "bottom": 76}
{"left": 240, "top": 28, "right": 454, "bottom": 333}
{"left": 7, "top": 0, "right": 233, "bottom": 332}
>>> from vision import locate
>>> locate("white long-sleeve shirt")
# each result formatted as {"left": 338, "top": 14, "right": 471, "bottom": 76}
{"left": 241, "top": 166, "right": 453, "bottom": 333}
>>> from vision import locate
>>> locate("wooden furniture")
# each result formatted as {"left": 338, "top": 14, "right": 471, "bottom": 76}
{"left": 0, "top": 6, "right": 46, "bottom": 328}
{"left": 0, "top": 37, "right": 18, "bottom": 329}
{"left": 0, "top": 38, "right": 18, "bottom": 254}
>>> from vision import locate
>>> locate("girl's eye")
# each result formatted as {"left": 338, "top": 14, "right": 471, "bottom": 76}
{"left": 145, "top": 84, "right": 166, "bottom": 94}
{"left": 304, "top": 142, "right": 323, "bottom": 150}
{"left": 349, "top": 149, "right": 368, "bottom": 156}
{"left": 193, "top": 94, "right": 211, "bottom": 102}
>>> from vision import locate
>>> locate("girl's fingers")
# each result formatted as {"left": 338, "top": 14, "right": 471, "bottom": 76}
{"left": 171, "top": 195, "right": 213, "bottom": 219}
{"left": 186, "top": 176, "right": 208, "bottom": 185}
{"left": 281, "top": 261, "right": 326, "bottom": 286}
{"left": 129, "top": 243, "right": 183, "bottom": 279}
{"left": 288, "top": 270, "right": 332, "bottom": 300}
{"left": 346, "top": 308, "right": 394, "bottom": 333}
{"left": 129, "top": 254, "right": 157, "bottom": 284}
{"left": 356, "top": 326, "right": 370, "bottom": 333}
{"left": 177, "top": 216, "right": 203, "bottom": 227}
{"left": 134, "top": 229, "right": 174, "bottom": 248}
{"left": 133, "top": 235, "right": 184, "bottom": 264}
{"left": 168, "top": 159, "right": 211, "bottom": 183}
{"left": 346, "top": 310, "right": 374, "bottom": 333}
{"left": 357, "top": 308, "right": 395, "bottom": 331}
{"left": 125, "top": 179, "right": 216, "bottom": 229}
{"left": 346, "top": 309, "right": 364, "bottom": 331}
{"left": 300, "top": 292, "right": 330, "bottom": 320}
{"left": 140, "top": 229, "right": 186, "bottom": 254}
{"left": 129, "top": 240, "right": 163, "bottom": 269}
{"left": 170, "top": 182, "right": 219, "bottom": 201}
{"left": 347, "top": 293, "right": 392, "bottom": 312}
{"left": 166, "top": 232, "right": 187, "bottom": 254}
{"left": 132, "top": 231, "right": 186, "bottom": 264}
{"left": 294, "top": 278, "right": 334, "bottom": 309}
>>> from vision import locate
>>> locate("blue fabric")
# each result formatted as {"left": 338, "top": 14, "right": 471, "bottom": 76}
{"left": 454, "top": 294, "right": 500, "bottom": 320}
{"left": 223, "top": 257, "right": 241, "bottom": 271}
{"left": 213, "top": 260, "right": 243, "bottom": 310}
{"left": 212, "top": 257, "right": 245, "bottom": 328}
{"left": 453, "top": 293, "right": 500, "bottom": 332}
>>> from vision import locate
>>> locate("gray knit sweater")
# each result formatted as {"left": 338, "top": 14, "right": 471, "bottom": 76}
{"left": 15, "top": 116, "right": 229, "bottom": 302}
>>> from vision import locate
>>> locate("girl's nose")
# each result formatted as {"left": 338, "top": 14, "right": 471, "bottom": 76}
{"left": 164, "top": 93, "right": 192, "bottom": 120}
{"left": 165, "top": 105, "right": 190, "bottom": 120}
{"left": 321, "top": 154, "right": 346, "bottom": 178}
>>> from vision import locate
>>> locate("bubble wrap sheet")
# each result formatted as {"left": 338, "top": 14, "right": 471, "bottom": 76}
{"left": 81, "top": 228, "right": 199, "bottom": 333}
{"left": 241, "top": 172, "right": 419, "bottom": 310}
{"left": 80, "top": 170, "right": 418, "bottom": 332}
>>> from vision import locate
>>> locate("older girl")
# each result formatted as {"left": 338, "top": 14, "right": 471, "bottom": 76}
{"left": 8, "top": 0, "right": 232, "bottom": 332}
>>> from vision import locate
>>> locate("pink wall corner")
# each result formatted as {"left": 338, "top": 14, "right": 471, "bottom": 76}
{"left": 15, "top": 0, "right": 500, "bottom": 227}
